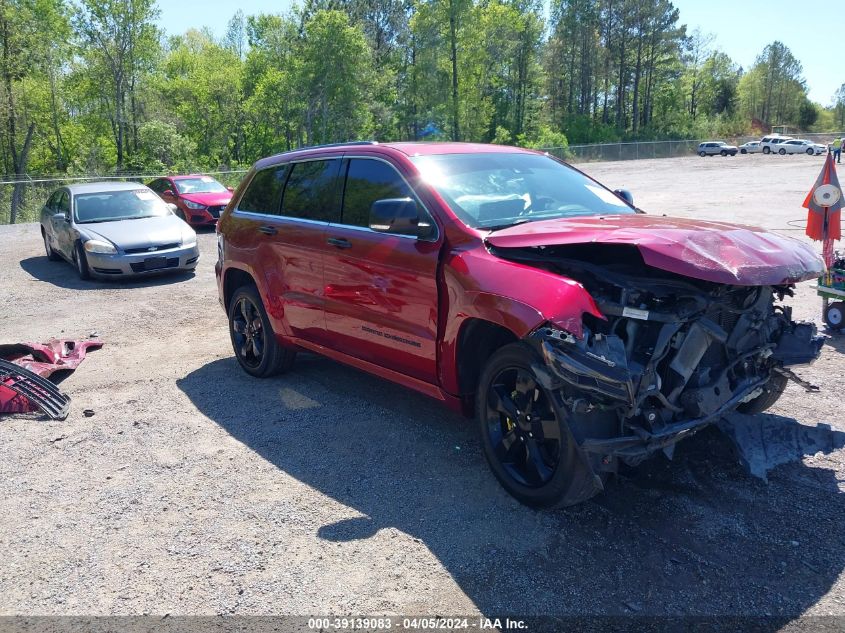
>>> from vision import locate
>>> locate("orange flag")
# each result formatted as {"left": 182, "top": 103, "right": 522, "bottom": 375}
{"left": 804, "top": 152, "right": 843, "bottom": 241}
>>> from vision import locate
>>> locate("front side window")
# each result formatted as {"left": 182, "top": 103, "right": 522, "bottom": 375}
{"left": 411, "top": 152, "right": 634, "bottom": 230}
{"left": 74, "top": 189, "right": 171, "bottom": 224}
{"left": 280, "top": 159, "right": 341, "bottom": 222}
{"left": 238, "top": 166, "right": 288, "bottom": 215}
{"left": 341, "top": 159, "right": 416, "bottom": 228}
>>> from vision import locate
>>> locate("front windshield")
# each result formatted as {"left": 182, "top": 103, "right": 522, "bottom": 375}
{"left": 75, "top": 189, "right": 171, "bottom": 224}
{"left": 174, "top": 176, "right": 227, "bottom": 194}
{"left": 411, "top": 152, "right": 635, "bottom": 230}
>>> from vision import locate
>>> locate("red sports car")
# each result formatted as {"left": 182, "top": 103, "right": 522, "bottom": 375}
{"left": 148, "top": 174, "right": 233, "bottom": 227}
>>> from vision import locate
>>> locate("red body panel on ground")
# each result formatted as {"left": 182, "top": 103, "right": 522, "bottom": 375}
{"left": 0, "top": 339, "right": 102, "bottom": 415}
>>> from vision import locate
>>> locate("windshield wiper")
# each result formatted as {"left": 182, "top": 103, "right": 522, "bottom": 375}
{"left": 483, "top": 218, "right": 533, "bottom": 232}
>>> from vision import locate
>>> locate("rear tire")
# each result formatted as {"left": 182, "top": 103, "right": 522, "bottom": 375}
{"left": 737, "top": 372, "right": 788, "bottom": 415}
{"left": 74, "top": 242, "right": 90, "bottom": 280}
{"left": 476, "top": 343, "right": 594, "bottom": 508}
{"left": 43, "top": 229, "right": 60, "bottom": 261}
{"left": 228, "top": 284, "right": 295, "bottom": 378}
{"left": 763, "top": 146, "right": 771, "bottom": 154}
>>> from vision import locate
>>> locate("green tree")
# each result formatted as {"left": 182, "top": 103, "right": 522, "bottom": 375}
{"left": 73, "top": 0, "right": 161, "bottom": 170}
{"left": 0, "top": 0, "right": 70, "bottom": 222}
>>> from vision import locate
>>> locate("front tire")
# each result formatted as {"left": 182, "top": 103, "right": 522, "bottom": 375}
{"left": 807, "top": 148, "right": 814, "bottom": 155}
{"left": 228, "top": 284, "right": 295, "bottom": 378}
{"left": 74, "top": 242, "right": 90, "bottom": 280}
{"left": 737, "top": 372, "right": 788, "bottom": 415}
{"left": 763, "top": 146, "right": 771, "bottom": 154}
{"left": 720, "top": 150, "right": 727, "bottom": 156}
{"left": 699, "top": 151, "right": 706, "bottom": 157}
{"left": 476, "top": 343, "right": 592, "bottom": 508}
{"left": 741, "top": 149, "right": 747, "bottom": 154}
{"left": 778, "top": 148, "right": 786, "bottom": 155}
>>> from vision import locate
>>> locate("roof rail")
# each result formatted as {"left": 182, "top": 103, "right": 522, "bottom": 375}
{"left": 292, "top": 141, "right": 378, "bottom": 151}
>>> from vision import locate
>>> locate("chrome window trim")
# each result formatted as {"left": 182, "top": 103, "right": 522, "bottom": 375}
{"left": 232, "top": 209, "right": 331, "bottom": 228}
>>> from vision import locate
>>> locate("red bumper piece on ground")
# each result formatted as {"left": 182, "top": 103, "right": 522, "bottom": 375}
{"left": 0, "top": 339, "right": 102, "bottom": 416}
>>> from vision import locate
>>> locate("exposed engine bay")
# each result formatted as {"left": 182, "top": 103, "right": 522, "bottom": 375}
{"left": 496, "top": 244, "right": 825, "bottom": 468}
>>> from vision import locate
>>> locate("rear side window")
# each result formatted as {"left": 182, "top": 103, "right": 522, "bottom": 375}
{"left": 58, "top": 192, "right": 70, "bottom": 214}
{"left": 342, "top": 159, "right": 416, "bottom": 228}
{"left": 46, "top": 191, "right": 61, "bottom": 209}
{"left": 238, "top": 166, "right": 288, "bottom": 215}
{"left": 281, "top": 159, "right": 341, "bottom": 222}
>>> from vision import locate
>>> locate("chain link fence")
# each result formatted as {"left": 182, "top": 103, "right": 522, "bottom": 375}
{"left": 3, "top": 131, "right": 844, "bottom": 224}
{"left": 543, "top": 132, "right": 843, "bottom": 163}
{"left": 0, "top": 170, "right": 248, "bottom": 225}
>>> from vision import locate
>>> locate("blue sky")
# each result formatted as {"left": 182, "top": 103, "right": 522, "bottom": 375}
{"left": 158, "top": 0, "right": 844, "bottom": 105}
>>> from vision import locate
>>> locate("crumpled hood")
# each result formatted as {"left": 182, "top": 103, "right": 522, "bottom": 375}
{"left": 83, "top": 215, "right": 191, "bottom": 250}
{"left": 485, "top": 214, "right": 825, "bottom": 286}
{"left": 179, "top": 192, "right": 232, "bottom": 207}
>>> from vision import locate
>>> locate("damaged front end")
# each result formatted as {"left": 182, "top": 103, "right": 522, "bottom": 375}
{"left": 513, "top": 246, "right": 824, "bottom": 474}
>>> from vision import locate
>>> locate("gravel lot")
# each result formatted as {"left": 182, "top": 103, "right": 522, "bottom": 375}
{"left": 2, "top": 154, "right": 845, "bottom": 625}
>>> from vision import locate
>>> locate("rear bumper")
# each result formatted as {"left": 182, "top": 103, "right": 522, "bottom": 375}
{"left": 87, "top": 244, "right": 200, "bottom": 278}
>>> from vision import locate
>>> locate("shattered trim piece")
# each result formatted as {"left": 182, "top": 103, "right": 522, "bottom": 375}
{"left": 0, "top": 339, "right": 102, "bottom": 420}
{"left": 0, "top": 359, "right": 70, "bottom": 420}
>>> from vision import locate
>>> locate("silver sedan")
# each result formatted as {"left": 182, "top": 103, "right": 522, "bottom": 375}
{"left": 39, "top": 181, "right": 200, "bottom": 280}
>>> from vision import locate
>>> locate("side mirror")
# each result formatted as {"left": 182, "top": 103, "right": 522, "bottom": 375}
{"left": 370, "top": 198, "right": 423, "bottom": 237}
{"left": 162, "top": 189, "right": 175, "bottom": 197}
{"left": 614, "top": 189, "right": 634, "bottom": 206}
{"left": 63, "top": 211, "right": 71, "bottom": 222}
{"left": 166, "top": 203, "right": 179, "bottom": 215}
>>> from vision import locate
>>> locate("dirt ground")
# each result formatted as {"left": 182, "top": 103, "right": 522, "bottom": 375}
{"left": 2, "top": 154, "right": 845, "bottom": 626}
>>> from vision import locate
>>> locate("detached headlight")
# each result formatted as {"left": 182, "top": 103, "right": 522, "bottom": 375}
{"left": 183, "top": 200, "right": 205, "bottom": 210}
{"left": 84, "top": 240, "right": 117, "bottom": 255}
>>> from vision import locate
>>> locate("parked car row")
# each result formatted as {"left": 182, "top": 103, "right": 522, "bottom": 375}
{"left": 701, "top": 135, "right": 828, "bottom": 158}
{"left": 38, "top": 173, "right": 234, "bottom": 280}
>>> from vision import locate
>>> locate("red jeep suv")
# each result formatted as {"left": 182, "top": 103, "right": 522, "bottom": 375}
{"left": 216, "top": 141, "right": 824, "bottom": 508}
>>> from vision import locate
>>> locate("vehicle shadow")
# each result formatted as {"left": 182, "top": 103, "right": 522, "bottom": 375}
{"left": 178, "top": 355, "right": 845, "bottom": 624}
{"left": 19, "top": 255, "right": 195, "bottom": 290}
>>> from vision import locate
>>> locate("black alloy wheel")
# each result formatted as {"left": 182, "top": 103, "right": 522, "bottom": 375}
{"left": 232, "top": 295, "right": 265, "bottom": 370}
{"left": 477, "top": 343, "right": 588, "bottom": 507}
{"left": 228, "top": 284, "right": 295, "bottom": 377}
{"left": 720, "top": 150, "right": 727, "bottom": 156}
{"left": 486, "top": 366, "right": 560, "bottom": 488}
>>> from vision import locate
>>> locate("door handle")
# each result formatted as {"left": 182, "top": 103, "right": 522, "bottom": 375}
{"left": 327, "top": 237, "right": 352, "bottom": 249}
{"left": 258, "top": 225, "right": 277, "bottom": 236}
